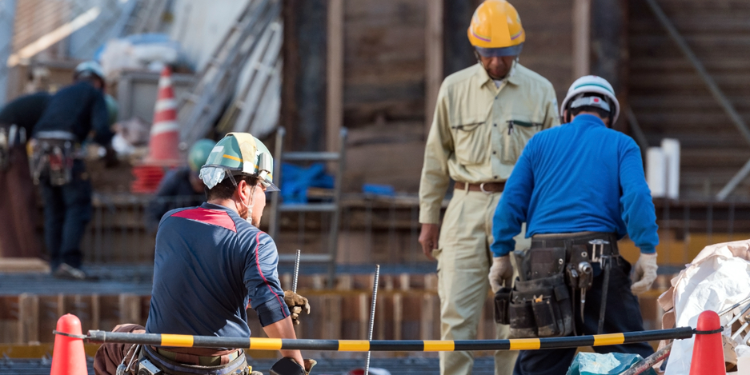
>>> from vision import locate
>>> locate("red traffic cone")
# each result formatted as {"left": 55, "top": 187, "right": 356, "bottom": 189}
{"left": 689, "top": 310, "right": 726, "bottom": 375}
{"left": 145, "top": 66, "right": 181, "bottom": 165}
{"left": 50, "top": 314, "right": 88, "bottom": 375}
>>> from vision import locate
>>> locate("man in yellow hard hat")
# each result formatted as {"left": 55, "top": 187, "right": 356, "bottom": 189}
{"left": 418, "top": 1, "right": 560, "bottom": 373}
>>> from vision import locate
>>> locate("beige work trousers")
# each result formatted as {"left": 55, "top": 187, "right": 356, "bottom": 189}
{"left": 434, "top": 188, "right": 529, "bottom": 375}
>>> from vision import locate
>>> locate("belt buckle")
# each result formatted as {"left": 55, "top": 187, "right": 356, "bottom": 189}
{"left": 479, "top": 182, "right": 492, "bottom": 195}
{"left": 588, "top": 239, "right": 609, "bottom": 263}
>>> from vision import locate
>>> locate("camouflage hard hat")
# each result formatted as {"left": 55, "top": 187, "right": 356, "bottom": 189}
{"left": 199, "top": 132, "right": 278, "bottom": 191}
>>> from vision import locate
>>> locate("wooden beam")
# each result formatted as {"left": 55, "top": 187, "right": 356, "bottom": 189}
{"left": 326, "top": 0, "right": 344, "bottom": 153}
{"left": 572, "top": 0, "right": 591, "bottom": 78}
{"left": 425, "top": 0, "right": 444, "bottom": 136}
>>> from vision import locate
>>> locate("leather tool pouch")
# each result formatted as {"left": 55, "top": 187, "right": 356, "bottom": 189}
{"left": 509, "top": 248, "right": 573, "bottom": 338}
{"left": 33, "top": 139, "right": 74, "bottom": 186}
{"left": 493, "top": 287, "right": 512, "bottom": 325}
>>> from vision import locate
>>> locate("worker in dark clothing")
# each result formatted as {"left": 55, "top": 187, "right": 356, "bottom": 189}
{"left": 31, "top": 61, "right": 116, "bottom": 280}
{"left": 145, "top": 139, "right": 215, "bottom": 232}
{"left": 94, "top": 133, "right": 315, "bottom": 375}
{"left": 0, "top": 92, "right": 50, "bottom": 258}
{"left": 490, "top": 76, "right": 658, "bottom": 375}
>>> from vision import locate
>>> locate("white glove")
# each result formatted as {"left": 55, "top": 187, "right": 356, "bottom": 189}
{"left": 631, "top": 253, "right": 658, "bottom": 295}
{"left": 489, "top": 256, "right": 513, "bottom": 293}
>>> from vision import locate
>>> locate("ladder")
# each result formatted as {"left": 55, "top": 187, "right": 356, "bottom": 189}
{"left": 178, "top": 0, "right": 281, "bottom": 147}
{"left": 269, "top": 127, "right": 348, "bottom": 288}
{"left": 215, "top": 18, "right": 283, "bottom": 136}
{"left": 120, "top": 0, "right": 169, "bottom": 36}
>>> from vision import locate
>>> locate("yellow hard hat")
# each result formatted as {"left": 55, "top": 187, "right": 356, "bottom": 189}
{"left": 467, "top": 0, "right": 525, "bottom": 57}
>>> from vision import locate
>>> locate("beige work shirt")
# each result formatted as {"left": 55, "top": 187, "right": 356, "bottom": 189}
{"left": 419, "top": 62, "right": 560, "bottom": 224}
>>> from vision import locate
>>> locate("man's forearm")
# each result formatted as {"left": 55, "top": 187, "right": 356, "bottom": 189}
{"left": 262, "top": 316, "right": 304, "bottom": 365}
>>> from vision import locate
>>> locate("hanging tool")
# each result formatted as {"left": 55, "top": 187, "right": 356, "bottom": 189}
{"left": 577, "top": 261, "right": 593, "bottom": 321}
{"left": 589, "top": 239, "right": 610, "bottom": 334}
{"left": 364, "top": 265, "right": 380, "bottom": 375}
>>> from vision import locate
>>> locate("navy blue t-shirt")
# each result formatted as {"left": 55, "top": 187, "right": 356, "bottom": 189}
{"left": 146, "top": 203, "right": 290, "bottom": 338}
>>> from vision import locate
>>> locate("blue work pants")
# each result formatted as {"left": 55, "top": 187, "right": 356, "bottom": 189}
{"left": 513, "top": 257, "right": 654, "bottom": 375}
{"left": 40, "top": 159, "right": 92, "bottom": 270}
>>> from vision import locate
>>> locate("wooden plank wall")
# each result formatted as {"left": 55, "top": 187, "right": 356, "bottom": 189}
{"left": 340, "top": 0, "right": 574, "bottom": 193}
{"left": 629, "top": 0, "right": 750, "bottom": 198}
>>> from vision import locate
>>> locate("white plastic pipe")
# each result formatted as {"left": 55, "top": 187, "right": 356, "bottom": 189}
{"left": 662, "top": 139, "right": 681, "bottom": 200}
{"left": 647, "top": 147, "right": 666, "bottom": 198}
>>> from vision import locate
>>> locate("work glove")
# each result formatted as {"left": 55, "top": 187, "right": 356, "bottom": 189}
{"left": 270, "top": 357, "right": 317, "bottom": 375}
{"left": 631, "top": 253, "right": 658, "bottom": 295}
{"left": 283, "top": 290, "right": 311, "bottom": 325}
{"left": 488, "top": 255, "right": 513, "bottom": 294}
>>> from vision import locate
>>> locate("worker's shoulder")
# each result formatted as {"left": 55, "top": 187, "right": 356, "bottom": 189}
{"left": 440, "top": 64, "right": 484, "bottom": 90}
{"left": 512, "top": 64, "right": 555, "bottom": 91}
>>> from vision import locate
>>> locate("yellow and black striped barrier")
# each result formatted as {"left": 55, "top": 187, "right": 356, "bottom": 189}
{"left": 82, "top": 327, "right": 694, "bottom": 352}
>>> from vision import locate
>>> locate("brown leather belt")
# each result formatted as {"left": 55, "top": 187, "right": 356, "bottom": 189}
{"left": 455, "top": 181, "right": 505, "bottom": 193}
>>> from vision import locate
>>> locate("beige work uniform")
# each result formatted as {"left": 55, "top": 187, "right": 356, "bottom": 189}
{"left": 419, "top": 62, "right": 559, "bottom": 375}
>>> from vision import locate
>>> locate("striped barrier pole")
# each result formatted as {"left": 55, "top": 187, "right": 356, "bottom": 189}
{"left": 81, "top": 327, "right": 695, "bottom": 352}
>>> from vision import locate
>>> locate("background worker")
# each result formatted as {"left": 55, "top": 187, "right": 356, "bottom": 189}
{"left": 31, "top": 61, "right": 116, "bottom": 280}
{"left": 145, "top": 138, "right": 216, "bottom": 231}
{"left": 0, "top": 91, "right": 50, "bottom": 258}
{"left": 418, "top": 1, "right": 559, "bottom": 373}
{"left": 490, "top": 76, "right": 658, "bottom": 375}
{"left": 95, "top": 133, "right": 314, "bottom": 375}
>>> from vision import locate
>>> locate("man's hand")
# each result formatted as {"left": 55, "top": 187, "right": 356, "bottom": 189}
{"left": 270, "top": 357, "right": 317, "bottom": 375}
{"left": 488, "top": 256, "right": 513, "bottom": 293}
{"left": 284, "top": 291, "right": 310, "bottom": 325}
{"left": 631, "top": 253, "right": 658, "bottom": 295}
{"left": 419, "top": 223, "right": 440, "bottom": 260}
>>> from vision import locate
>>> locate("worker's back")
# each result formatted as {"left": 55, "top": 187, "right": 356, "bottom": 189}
{"left": 146, "top": 202, "right": 287, "bottom": 340}
{"left": 518, "top": 114, "right": 650, "bottom": 238}
{"left": 34, "top": 81, "right": 111, "bottom": 144}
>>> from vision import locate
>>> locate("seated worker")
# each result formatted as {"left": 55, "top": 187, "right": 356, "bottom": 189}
{"left": 94, "top": 133, "right": 315, "bottom": 375}
{"left": 145, "top": 138, "right": 216, "bottom": 232}
{"left": 490, "top": 76, "right": 659, "bottom": 375}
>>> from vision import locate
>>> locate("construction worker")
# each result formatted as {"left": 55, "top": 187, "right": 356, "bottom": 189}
{"left": 418, "top": 1, "right": 559, "bottom": 374}
{"left": 490, "top": 76, "right": 658, "bottom": 375}
{"left": 145, "top": 138, "right": 216, "bottom": 231}
{"left": 31, "top": 61, "right": 116, "bottom": 280}
{"left": 0, "top": 92, "right": 50, "bottom": 258}
{"left": 94, "top": 133, "right": 315, "bottom": 375}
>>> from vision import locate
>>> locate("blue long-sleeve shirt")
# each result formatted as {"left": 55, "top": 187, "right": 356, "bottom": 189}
{"left": 491, "top": 114, "right": 658, "bottom": 257}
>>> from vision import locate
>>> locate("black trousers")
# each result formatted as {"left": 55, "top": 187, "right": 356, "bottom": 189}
{"left": 40, "top": 159, "right": 92, "bottom": 270}
{"left": 513, "top": 257, "right": 654, "bottom": 375}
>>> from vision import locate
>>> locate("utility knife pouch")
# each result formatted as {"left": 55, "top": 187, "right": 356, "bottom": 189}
{"left": 494, "top": 287, "right": 512, "bottom": 325}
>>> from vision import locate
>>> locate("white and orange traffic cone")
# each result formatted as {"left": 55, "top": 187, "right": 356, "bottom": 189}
{"left": 132, "top": 66, "right": 180, "bottom": 193}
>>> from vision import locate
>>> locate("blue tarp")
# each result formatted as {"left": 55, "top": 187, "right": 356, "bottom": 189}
{"left": 280, "top": 163, "right": 334, "bottom": 203}
{"left": 566, "top": 352, "right": 656, "bottom": 375}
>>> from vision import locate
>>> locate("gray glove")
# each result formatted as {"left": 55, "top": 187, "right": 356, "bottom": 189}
{"left": 488, "top": 256, "right": 513, "bottom": 293}
{"left": 283, "top": 291, "right": 311, "bottom": 325}
{"left": 269, "top": 357, "right": 317, "bottom": 375}
{"left": 631, "top": 253, "right": 658, "bottom": 295}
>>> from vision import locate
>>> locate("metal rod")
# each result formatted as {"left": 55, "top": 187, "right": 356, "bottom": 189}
{"left": 725, "top": 303, "right": 750, "bottom": 328}
{"left": 292, "top": 250, "right": 301, "bottom": 293}
{"left": 621, "top": 342, "right": 672, "bottom": 375}
{"left": 365, "top": 265, "right": 381, "bottom": 374}
{"left": 718, "top": 296, "right": 750, "bottom": 317}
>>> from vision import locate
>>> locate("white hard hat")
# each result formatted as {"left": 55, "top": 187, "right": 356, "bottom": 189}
{"left": 560, "top": 75, "right": 620, "bottom": 124}
{"left": 74, "top": 61, "right": 105, "bottom": 83}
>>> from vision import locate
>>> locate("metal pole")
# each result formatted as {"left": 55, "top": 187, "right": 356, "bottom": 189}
{"left": 364, "top": 265, "right": 380, "bottom": 374}
{"left": 269, "top": 127, "right": 285, "bottom": 239}
{"left": 292, "top": 249, "right": 301, "bottom": 293}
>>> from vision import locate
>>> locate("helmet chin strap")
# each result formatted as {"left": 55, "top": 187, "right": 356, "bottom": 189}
{"left": 235, "top": 184, "right": 257, "bottom": 222}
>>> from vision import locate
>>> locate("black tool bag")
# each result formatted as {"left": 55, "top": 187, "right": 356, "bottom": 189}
{"left": 506, "top": 248, "right": 574, "bottom": 338}
{"left": 30, "top": 138, "right": 75, "bottom": 186}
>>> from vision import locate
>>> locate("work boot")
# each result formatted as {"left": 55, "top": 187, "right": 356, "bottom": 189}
{"left": 53, "top": 263, "right": 99, "bottom": 281}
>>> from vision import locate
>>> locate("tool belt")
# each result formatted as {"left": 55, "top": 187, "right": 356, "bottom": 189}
{"left": 454, "top": 181, "right": 505, "bottom": 193}
{"left": 136, "top": 344, "right": 250, "bottom": 375}
{"left": 495, "top": 231, "right": 619, "bottom": 338}
{"left": 29, "top": 132, "right": 79, "bottom": 186}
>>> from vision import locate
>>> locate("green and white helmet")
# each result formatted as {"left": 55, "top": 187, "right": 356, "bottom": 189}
{"left": 199, "top": 132, "right": 279, "bottom": 191}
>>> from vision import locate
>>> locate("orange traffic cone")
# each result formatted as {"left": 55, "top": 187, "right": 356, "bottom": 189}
{"left": 50, "top": 314, "right": 87, "bottom": 375}
{"left": 146, "top": 66, "right": 181, "bottom": 165}
{"left": 689, "top": 310, "right": 726, "bottom": 375}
